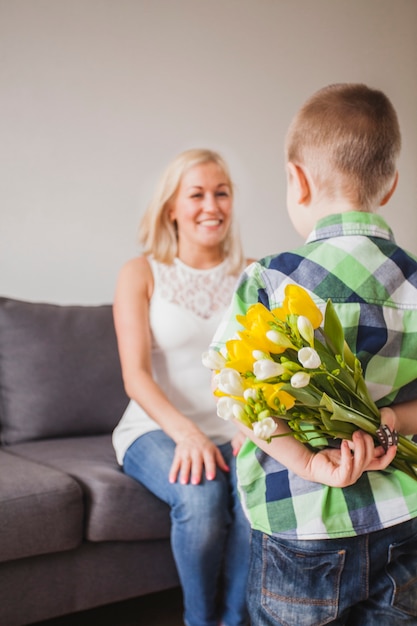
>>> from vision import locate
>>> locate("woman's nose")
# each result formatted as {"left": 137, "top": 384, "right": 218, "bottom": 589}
{"left": 203, "top": 193, "right": 219, "bottom": 211}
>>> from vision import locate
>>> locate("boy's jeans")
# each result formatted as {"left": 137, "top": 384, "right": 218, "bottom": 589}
{"left": 247, "top": 517, "right": 417, "bottom": 625}
{"left": 124, "top": 432, "right": 250, "bottom": 626}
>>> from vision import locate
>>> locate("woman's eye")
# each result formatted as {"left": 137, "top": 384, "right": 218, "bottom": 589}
{"left": 190, "top": 193, "right": 203, "bottom": 199}
{"left": 216, "top": 191, "right": 229, "bottom": 197}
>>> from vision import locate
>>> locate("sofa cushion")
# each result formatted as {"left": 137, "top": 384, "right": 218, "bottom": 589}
{"left": 8, "top": 435, "right": 172, "bottom": 542}
{"left": 0, "top": 297, "right": 128, "bottom": 445}
{"left": 0, "top": 449, "right": 83, "bottom": 563}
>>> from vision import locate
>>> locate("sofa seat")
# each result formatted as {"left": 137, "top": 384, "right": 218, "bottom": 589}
{"left": 0, "top": 297, "right": 180, "bottom": 625}
{"left": 6, "top": 434, "right": 172, "bottom": 542}
{"left": 0, "top": 449, "right": 83, "bottom": 563}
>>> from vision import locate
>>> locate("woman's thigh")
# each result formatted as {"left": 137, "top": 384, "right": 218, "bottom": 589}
{"left": 123, "top": 430, "right": 177, "bottom": 504}
{"left": 123, "top": 431, "right": 233, "bottom": 518}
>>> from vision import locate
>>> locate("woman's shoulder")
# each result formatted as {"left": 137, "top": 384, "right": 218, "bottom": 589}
{"left": 120, "top": 254, "right": 152, "bottom": 275}
{"left": 116, "top": 255, "right": 154, "bottom": 296}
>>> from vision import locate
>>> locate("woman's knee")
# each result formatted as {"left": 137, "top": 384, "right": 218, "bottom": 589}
{"left": 171, "top": 477, "right": 230, "bottom": 525}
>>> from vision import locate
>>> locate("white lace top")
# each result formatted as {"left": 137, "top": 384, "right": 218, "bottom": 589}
{"left": 112, "top": 257, "right": 240, "bottom": 465}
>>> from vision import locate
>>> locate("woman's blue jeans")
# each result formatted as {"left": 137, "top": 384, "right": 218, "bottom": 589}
{"left": 124, "top": 431, "right": 250, "bottom": 626}
{"left": 247, "top": 518, "right": 417, "bottom": 625}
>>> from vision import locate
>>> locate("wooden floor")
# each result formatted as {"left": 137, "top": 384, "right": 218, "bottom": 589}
{"left": 32, "top": 587, "right": 185, "bottom": 626}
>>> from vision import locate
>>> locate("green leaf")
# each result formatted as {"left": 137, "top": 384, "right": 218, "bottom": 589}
{"left": 320, "top": 393, "right": 379, "bottom": 434}
{"left": 280, "top": 383, "right": 322, "bottom": 406}
{"left": 342, "top": 340, "right": 357, "bottom": 371}
{"left": 323, "top": 299, "right": 345, "bottom": 357}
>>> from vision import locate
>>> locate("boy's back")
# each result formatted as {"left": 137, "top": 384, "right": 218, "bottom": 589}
{"left": 209, "top": 83, "right": 417, "bottom": 625}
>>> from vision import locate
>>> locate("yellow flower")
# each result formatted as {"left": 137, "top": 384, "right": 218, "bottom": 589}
{"left": 225, "top": 337, "right": 256, "bottom": 373}
{"left": 283, "top": 284, "right": 323, "bottom": 329}
{"left": 237, "top": 302, "right": 276, "bottom": 332}
{"left": 237, "top": 303, "right": 290, "bottom": 355}
{"left": 260, "top": 382, "right": 295, "bottom": 412}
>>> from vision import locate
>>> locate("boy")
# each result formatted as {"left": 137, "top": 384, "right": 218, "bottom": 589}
{"left": 209, "top": 84, "right": 417, "bottom": 625}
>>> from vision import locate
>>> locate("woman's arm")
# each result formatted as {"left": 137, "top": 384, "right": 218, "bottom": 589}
{"left": 113, "top": 256, "right": 229, "bottom": 484}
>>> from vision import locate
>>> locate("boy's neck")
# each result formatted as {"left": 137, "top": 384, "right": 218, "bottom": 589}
{"left": 313, "top": 197, "right": 374, "bottom": 217}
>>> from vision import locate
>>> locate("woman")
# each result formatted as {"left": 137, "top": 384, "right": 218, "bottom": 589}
{"left": 112, "top": 148, "right": 252, "bottom": 626}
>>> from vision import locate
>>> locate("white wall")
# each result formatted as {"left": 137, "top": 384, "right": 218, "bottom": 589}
{"left": 1, "top": 0, "right": 416, "bottom": 304}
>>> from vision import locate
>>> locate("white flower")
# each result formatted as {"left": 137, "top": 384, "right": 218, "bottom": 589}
{"left": 216, "top": 368, "right": 245, "bottom": 396}
{"left": 244, "top": 388, "right": 258, "bottom": 401}
{"left": 254, "top": 359, "right": 285, "bottom": 381}
{"left": 253, "top": 417, "right": 277, "bottom": 440}
{"left": 266, "top": 329, "right": 295, "bottom": 349}
{"left": 298, "top": 347, "right": 321, "bottom": 369}
{"left": 202, "top": 349, "right": 226, "bottom": 371}
{"left": 217, "top": 397, "right": 244, "bottom": 421}
{"left": 232, "top": 403, "right": 246, "bottom": 421}
{"left": 252, "top": 349, "right": 269, "bottom": 360}
{"left": 297, "top": 315, "right": 314, "bottom": 346}
{"left": 291, "top": 371, "right": 310, "bottom": 388}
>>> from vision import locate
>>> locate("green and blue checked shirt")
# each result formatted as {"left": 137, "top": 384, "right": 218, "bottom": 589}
{"left": 211, "top": 211, "right": 417, "bottom": 539}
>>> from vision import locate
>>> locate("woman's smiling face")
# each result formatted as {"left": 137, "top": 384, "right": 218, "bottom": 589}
{"left": 169, "top": 161, "right": 233, "bottom": 252}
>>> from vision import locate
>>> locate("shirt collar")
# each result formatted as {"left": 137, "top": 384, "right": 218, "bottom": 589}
{"left": 306, "top": 211, "right": 396, "bottom": 244}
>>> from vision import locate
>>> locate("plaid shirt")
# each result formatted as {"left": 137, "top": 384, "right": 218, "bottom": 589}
{"left": 211, "top": 211, "right": 417, "bottom": 539}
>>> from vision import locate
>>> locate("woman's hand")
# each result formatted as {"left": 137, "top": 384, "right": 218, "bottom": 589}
{"left": 231, "top": 431, "right": 246, "bottom": 456}
{"left": 169, "top": 430, "right": 230, "bottom": 485}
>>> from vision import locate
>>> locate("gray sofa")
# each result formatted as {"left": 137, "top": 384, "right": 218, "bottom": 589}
{"left": 0, "top": 297, "right": 179, "bottom": 626}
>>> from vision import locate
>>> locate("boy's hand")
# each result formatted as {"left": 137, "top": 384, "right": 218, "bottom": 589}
{"left": 311, "top": 429, "right": 397, "bottom": 488}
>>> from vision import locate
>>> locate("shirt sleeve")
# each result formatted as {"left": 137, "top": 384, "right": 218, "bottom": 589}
{"left": 209, "top": 260, "right": 267, "bottom": 354}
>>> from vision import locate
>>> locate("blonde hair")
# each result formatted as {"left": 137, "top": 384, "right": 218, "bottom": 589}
{"left": 138, "top": 148, "right": 244, "bottom": 274}
{"left": 285, "top": 83, "right": 401, "bottom": 210}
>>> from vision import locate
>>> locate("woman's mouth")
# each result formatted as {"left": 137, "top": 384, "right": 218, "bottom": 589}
{"left": 198, "top": 219, "right": 222, "bottom": 227}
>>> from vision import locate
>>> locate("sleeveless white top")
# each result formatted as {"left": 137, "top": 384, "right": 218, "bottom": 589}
{"left": 112, "top": 257, "right": 239, "bottom": 465}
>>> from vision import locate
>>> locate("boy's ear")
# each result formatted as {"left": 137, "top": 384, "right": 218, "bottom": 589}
{"left": 380, "top": 171, "right": 399, "bottom": 206}
{"left": 287, "top": 162, "right": 311, "bottom": 205}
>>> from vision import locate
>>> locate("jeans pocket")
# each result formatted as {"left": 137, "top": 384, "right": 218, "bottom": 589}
{"left": 387, "top": 531, "right": 417, "bottom": 617}
{"left": 261, "top": 535, "right": 345, "bottom": 626}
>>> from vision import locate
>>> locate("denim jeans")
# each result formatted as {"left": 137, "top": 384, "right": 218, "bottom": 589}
{"left": 247, "top": 518, "right": 417, "bottom": 626}
{"left": 124, "top": 431, "right": 250, "bottom": 626}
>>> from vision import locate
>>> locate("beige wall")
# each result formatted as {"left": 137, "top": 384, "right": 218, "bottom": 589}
{"left": 1, "top": 0, "right": 416, "bottom": 304}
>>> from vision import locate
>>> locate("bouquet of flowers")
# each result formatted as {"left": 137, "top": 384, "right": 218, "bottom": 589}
{"left": 203, "top": 284, "right": 417, "bottom": 480}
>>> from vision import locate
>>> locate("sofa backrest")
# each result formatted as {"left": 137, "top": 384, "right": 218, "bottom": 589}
{"left": 0, "top": 297, "right": 128, "bottom": 445}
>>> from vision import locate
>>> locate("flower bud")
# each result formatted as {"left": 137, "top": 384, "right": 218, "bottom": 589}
{"left": 266, "top": 330, "right": 295, "bottom": 349}
{"left": 253, "top": 359, "right": 285, "bottom": 381}
{"left": 232, "top": 403, "right": 246, "bottom": 421}
{"left": 217, "top": 368, "right": 244, "bottom": 396}
{"left": 252, "top": 350, "right": 269, "bottom": 360}
{"left": 253, "top": 417, "right": 277, "bottom": 440}
{"left": 217, "top": 397, "right": 242, "bottom": 421}
{"left": 297, "top": 315, "right": 314, "bottom": 346}
{"left": 298, "top": 347, "right": 321, "bottom": 369}
{"left": 202, "top": 349, "right": 226, "bottom": 371}
{"left": 291, "top": 371, "right": 310, "bottom": 388}
{"left": 243, "top": 388, "right": 258, "bottom": 401}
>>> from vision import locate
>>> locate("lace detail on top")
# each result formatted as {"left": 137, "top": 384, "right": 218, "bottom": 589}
{"left": 152, "top": 257, "right": 238, "bottom": 319}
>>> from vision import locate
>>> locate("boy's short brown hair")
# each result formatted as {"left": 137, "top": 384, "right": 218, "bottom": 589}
{"left": 285, "top": 83, "right": 401, "bottom": 211}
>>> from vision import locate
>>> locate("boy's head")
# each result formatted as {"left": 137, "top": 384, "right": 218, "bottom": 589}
{"left": 285, "top": 83, "right": 401, "bottom": 214}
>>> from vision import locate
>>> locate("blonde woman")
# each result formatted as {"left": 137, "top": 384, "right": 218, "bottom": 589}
{"left": 112, "top": 149, "right": 252, "bottom": 626}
